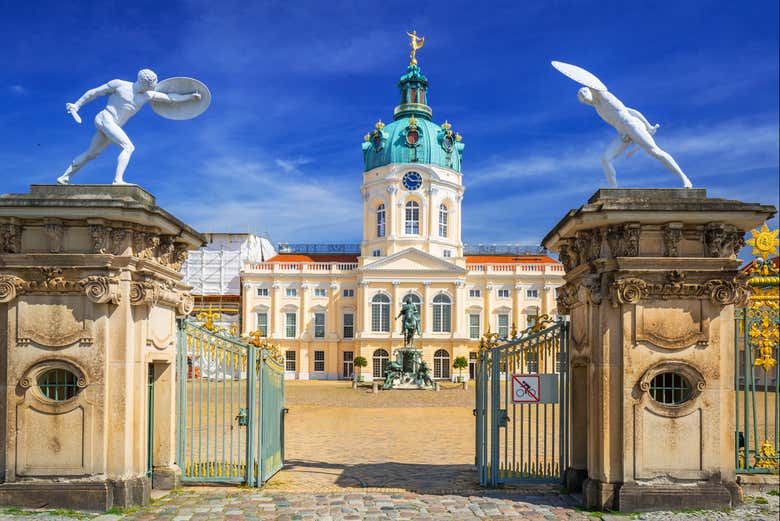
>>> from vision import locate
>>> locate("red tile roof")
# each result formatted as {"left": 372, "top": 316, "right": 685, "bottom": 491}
{"left": 267, "top": 254, "right": 359, "bottom": 263}
{"left": 464, "top": 255, "right": 559, "bottom": 264}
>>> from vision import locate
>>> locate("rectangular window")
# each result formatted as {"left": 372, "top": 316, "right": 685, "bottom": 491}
{"left": 343, "top": 313, "right": 354, "bottom": 339}
{"left": 314, "top": 350, "right": 325, "bottom": 372}
{"left": 285, "top": 287, "right": 298, "bottom": 297}
{"left": 342, "top": 351, "right": 354, "bottom": 378}
{"left": 527, "top": 314, "right": 538, "bottom": 327}
{"left": 285, "top": 350, "right": 296, "bottom": 372}
{"left": 469, "top": 289, "right": 481, "bottom": 298}
{"left": 372, "top": 248, "right": 381, "bottom": 257}
{"left": 469, "top": 313, "right": 481, "bottom": 339}
{"left": 405, "top": 204, "right": 420, "bottom": 234}
{"left": 498, "top": 288, "right": 510, "bottom": 298}
{"left": 256, "top": 287, "right": 269, "bottom": 297}
{"left": 256, "top": 312, "right": 268, "bottom": 337}
{"left": 313, "top": 288, "right": 327, "bottom": 297}
{"left": 314, "top": 312, "right": 325, "bottom": 338}
{"left": 343, "top": 289, "right": 354, "bottom": 298}
{"left": 285, "top": 312, "right": 297, "bottom": 338}
{"left": 443, "top": 249, "right": 452, "bottom": 258}
{"left": 526, "top": 289, "right": 539, "bottom": 299}
{"left": 498, "top": 314, "right": 509, "bottom": 339}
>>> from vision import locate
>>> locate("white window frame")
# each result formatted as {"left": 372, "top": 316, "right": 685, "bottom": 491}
{"left": 376, "top": 203, "right": 386, "bottom": 238}
{"left": 469, "top": 313, "right": 481, "bottom": 339}
{"left": 432, "top": 293, "right": 452, "bottom": 333}
{"left": 526, "top": 289, "right": 539, "bottom": 299}
{"left": 256, "top": 287, "right": 269, "bottom": 297}
{"left": 438, "top": 203, "right": 448, "bottom": 237}
{"left": 497, "top": 314, "right": 509, "bottom": 339}
{"left": 373, "top": 349, "right": 389, "bottom": 378}
{"left": 342, "top": 351, "right": 354, "bottom": 378}
{"left": 443, "top": 249, "right": 452, "bottom": 258}
{"left": 313, "top": 350, "right": 325, "bottom": 372}
{"left": 371, "top": 293, "right": 391, "bottom": 332}
{"left": 313, "top": 312, "right": 326, "bottom": 338}
{"left": 433, "top": 349, "right": 450, "bottom": 379}
{"left": 497, "top": 288, "right": 510, "bottom": 298}
{"left": 372, "top": 248, "right": 381, "bottom": 257}
{"left": 343, "top": 288, "right": 354, "bottom": 298}
{"left": 285, "top": 287, "right": 298, "bottom": 298}
{"left": 343, "top": 312, "right": 354, "bottom": 339}
{"left": 405, "top": 201, "right": 420, "bottom": 235}
{"left": 285, "top": 350, "right": 296, "bottom": 372}
{"left": 256, "top": 312, "right": 268, "bottom": 337}
{"left": 313, "top": 287, "right": 327, "bottom": 297}
{"left": 285, "top": 312, "right": 297, "bottom": 338}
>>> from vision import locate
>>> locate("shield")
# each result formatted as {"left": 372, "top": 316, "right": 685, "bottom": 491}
{"left": 551, "top": 61, "right": 608, "bottom": 91}
{"left": 150, "top": 77, "right": 211, "bottom": 120}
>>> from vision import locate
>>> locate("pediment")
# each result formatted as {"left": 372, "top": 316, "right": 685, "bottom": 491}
{"left": 360, "top": 248, "right": 467, "bottom": 274}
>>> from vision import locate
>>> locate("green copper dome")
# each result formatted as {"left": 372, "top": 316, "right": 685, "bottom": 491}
{"left": 362, "top": 64, "right": 465, "bottom": 172}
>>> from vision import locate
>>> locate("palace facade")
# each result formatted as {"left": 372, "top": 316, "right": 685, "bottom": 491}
{"left": 240, "top": 53, "right": 565, "bottom": 380}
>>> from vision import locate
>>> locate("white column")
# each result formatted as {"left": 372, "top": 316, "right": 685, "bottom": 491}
{"left": 484, "top": 283, "right": 494, "bottom": 333}
{"left": 387, "top": 185, "right": 398, "bottom": 240}
{"left": 271, "top": 282, "right": 282, "bottom": 338}
{"left": 241, "top": 283, "right": 252, "bottom": 335}
{"left": 454, "top": 281, "right": 466, "bottom": 338}
{"left": 514, "top": 283, "right": 523, "bottom": 333}
{"left": 356, "top": 281, "right": 368, "bottom": 338}
{"left": 328, "top": 281, "right": 339, "bottom": 340}
{"left": 422, "top": 281, "right": 432, "bottom": 336}
{"left": 392, "top": 280, "right": 401, "bottom": 337}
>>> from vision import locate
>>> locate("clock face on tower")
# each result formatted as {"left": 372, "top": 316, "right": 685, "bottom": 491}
{"left": 402, "top": 171, "right": 423, "bottom": 191}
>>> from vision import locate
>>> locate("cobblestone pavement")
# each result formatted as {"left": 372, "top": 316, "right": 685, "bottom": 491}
{"left": 2, "top": 382, "right": 778, "bottom": 520}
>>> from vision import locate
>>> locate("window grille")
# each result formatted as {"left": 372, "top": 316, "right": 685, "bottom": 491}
{"left": 343, "top": 313, "right": 354, "bottom": 338}
{"left": 371, "top": 294, "right": 391, "bottom": 332}
{"left": 37, "top": 368, "right": 79, "bottom": 401}
{"left": 432, "top": 294, "right": 451, "bottom": 332}
{"left": 650, "top": 372, "right": 692, "bottom": 405}
{"left": 405, "top": 201, "right": 420, "bottom": 234}
{"left": 256, "top": 312, "right": 268, "bottom": 337}
{"left": 439, "top": 204, "right": 448, "bottom": 237}
{"left": 314, "top": 351, "right": 325, "bottom": 372}
{"left": 373, "top": 349, "right": 389, "bottom": 378}
{"left": 469, "top": 314, "right": 481, "bottom": 339}
{"left": 497, "top": 314, "right": 509, "bottom": 339}
{"left": 314, "top": 312, "right": 325, "bottom": 338}
{"left": 285, "top": 312, "right": 297, "bottom": 338}
{"left": 434, "top": 349, "right": 450, "bottom": 379}
{"left": 377, "top": 203, "right": 386, "bottom": 237}
{"left": 285, "top": 351, "right": 296, "bottom": 372}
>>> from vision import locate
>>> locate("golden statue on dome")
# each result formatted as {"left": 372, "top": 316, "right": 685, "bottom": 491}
{"left": 407, "top": 30, "right": 425, "bottom": 65}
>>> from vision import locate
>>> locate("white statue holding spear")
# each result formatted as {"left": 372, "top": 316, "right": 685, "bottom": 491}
{"left": 552, "top": 61, "right": 692, "bottom": 188}
{"left": 58, "top": 69, "right": 210, "bottom": 185}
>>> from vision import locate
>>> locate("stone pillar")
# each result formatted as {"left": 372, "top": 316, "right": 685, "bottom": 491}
{"left": 0, "top": 185, "right": 203, "bottom": 511}
{"left": 271, "top": 282, "right": 282, "bottom": 337}
{"left": 422, "top": 281, "right": 432, "bottom": 335}
{"left": 454, "top": 281, "right": 466, "bottom": 338}
{"left": 392, "top": 281, "right": 401, "bottom": 336}
{"left": 543, "top": 188, "right": 776, "bottom": 512}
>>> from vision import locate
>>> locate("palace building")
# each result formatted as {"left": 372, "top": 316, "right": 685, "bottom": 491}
{"left": 239, "top": 48, "right": 565, "bottom": 381}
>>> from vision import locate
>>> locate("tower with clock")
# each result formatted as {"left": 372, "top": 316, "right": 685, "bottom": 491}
{"left": 360, "top": 51, "right": 466, "bottom": 262}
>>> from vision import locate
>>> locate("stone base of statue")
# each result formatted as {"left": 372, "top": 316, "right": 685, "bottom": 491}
{"left": 0, "top": 184, "right": 203, "bottom": 511}
{"left": 382, "top": 347, "right": 433, "bottom": 390}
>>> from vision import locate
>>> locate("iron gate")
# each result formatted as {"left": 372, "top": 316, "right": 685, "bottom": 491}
{"left": 175, "top": 319, "right": 285, "bottom": 486}
{"left": 734, "top": 253, "right": 779, "bottom": 474}
{"left": 475, "top": 316, "right": 569, "bottom": 486}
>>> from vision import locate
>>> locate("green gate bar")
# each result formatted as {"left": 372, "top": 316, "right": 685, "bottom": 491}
{"left": 175, "top": 319, "right": 285, "bottom": 486}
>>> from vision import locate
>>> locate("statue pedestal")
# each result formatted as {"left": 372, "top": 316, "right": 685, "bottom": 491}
{"left": 0, "top": 185, "right": 203, "bottom": 511}
{"left": 385, "top": 347, "right": 433, "bottom": 389}
{"left": 543, "top": 188, "right": 775, "bottom": 512}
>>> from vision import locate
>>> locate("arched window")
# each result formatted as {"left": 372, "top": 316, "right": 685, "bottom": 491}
{"left": 371, "top": 293, "right": 391, "bottom": 332}
{"left": 438, "top": 204, "right": 448, "bottom": 237}
{"left": 376, "top": 203, "right": 386, "bottom": 238}
{"left": 373, "top": 349, "right": 389, "bottom": 378}
{"left": 405, "top": 201, "right": 420, "bottom": 235}
{"left": 434, "top": 349, "right": 450, "bottom": 379}
{"left": 432, "top": 294, "right": 451, "bottom": 333}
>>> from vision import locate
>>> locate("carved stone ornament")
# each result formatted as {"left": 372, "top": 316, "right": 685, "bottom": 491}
{"left": 78, "top": 276, "right": 121, "bottom": 304}
{"left": 158, "top": 236, "right": 176, "bottom": 266}
{"left": 177, "top": 293, "right": 194, "bottom": 316}
{"left": 582, "top": 273, "right": 604, "bottom": 305}
{"left": 663, "top": 223, "right": 683, "bottom": 257}
{"left": 130, "top": 281, "right": 161, "bottom": 306}
{"left": 89, "top": 224, "right": 109, "bottom": 254}
{"left": 636, "top": 361, "right": 706, "bottom": 413}
{"left": 0, "top": 275, "right": 25, "bottom": 303}
{"left": 558, "top": 240, "right": 577, "bottom": 271}
{"left": 0, "top": 223, "right": 22, "bottom": 253}
{"left": 110, "top": 228, "right": 127, "bottom": 255}
{"left": 44, "top": 221, "right": 64, "bottom": 253}
{"left": 171, "top": 243, "right": 189, "bottom": 271}
{"left": 606, "top": 222, "right": 641, "bottom": 257}
{"left": 611, "top": 271, "right": 750, "bottom": 307}
{"left": 704, "top": 223, "right": 744, "bottom": 258}
{"left": 556, "top": 283, "right": 579, "bottom": 314}
{"left": 133, "top": 231, "right": 159, "bottom": 259}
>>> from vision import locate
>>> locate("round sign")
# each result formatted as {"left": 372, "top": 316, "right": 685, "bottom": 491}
{"left": 150, "top": 77, "right": 211, "bottom": 120}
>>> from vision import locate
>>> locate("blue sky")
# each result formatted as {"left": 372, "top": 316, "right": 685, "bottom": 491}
{"left": 1, "top": 0, "right": 778, "bottom": 249}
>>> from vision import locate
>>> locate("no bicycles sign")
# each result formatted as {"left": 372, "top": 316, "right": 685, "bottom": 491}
{"left": 511, "top": 374, "right": 558, "bottom": 404}
{"left": 511, "top": 375, "right": 540, "bottom": 403}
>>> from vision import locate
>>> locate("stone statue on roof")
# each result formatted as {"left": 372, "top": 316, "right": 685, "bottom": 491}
{"left": 552, "top": 61, "right": 692, "bottom": 189}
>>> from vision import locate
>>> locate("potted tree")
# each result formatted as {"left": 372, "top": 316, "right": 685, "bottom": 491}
{"left": 453, "top": 356, "right": 468, "bottom": 383}
{"left": 353, "top": 356, "right": 368, "bottom": 388}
